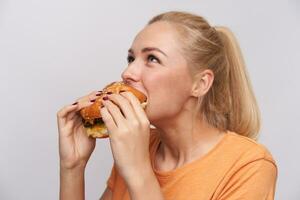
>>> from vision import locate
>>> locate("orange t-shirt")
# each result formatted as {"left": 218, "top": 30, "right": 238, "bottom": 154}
{"left": 106, "top": 129, "right": 278, "bottom": 200}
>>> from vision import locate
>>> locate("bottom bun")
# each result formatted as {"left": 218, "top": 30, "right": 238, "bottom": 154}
{"left": 85, "top": 123, "right": 109, "bottom": 138}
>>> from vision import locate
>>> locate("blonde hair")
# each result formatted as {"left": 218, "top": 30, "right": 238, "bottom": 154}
{"left": 148, "top": 11, "right": 261, "bottom": 140}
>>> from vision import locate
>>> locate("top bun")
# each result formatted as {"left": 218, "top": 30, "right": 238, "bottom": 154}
{"left": 79, "top": 81, "right": 147, "bottom": 120}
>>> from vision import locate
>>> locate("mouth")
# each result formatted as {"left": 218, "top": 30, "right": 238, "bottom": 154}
{"left": 135, "top": 88, "right": 148, "bottom": 99}
{"left": 122, "top": 81, "right": 148, "bottom": 99}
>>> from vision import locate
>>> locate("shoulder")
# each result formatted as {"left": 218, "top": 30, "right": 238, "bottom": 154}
{"left": 220, "top": 131, "right": 278, "bottom": 173}
{"left": 216, "top": 132, "right": 278, "bottom": 199}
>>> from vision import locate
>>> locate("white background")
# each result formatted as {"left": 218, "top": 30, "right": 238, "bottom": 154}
{"left": 0, "top": 0, "right": 299, "bottom": 199}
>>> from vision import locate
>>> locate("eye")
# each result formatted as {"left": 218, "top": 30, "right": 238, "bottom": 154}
{"left": 127, "top": 55, "right": 135, "bottom": 63}
{"left": 147, "top": 54, "right": 160, "bottom": 64}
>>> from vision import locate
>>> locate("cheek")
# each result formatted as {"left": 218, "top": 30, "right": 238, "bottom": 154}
{"left": 143, "top": 71, "right": 191, "bottom": 121}
{"left": 146, "top": 91, "right": 186, "bottom": 123}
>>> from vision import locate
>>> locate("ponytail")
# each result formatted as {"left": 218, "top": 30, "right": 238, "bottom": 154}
{"left": 215, "top": 26, "right": 261, "bottom": 140}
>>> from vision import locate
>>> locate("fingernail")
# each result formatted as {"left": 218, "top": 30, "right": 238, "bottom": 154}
{"left": 72, "top": 102, "right": 78, "bottom": 105}
{"left": 103, "top": 96, "right": 109, "bottom": 100}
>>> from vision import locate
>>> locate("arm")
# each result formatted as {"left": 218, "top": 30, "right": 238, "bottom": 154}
{"left": 218, "top": 159, "right": 278, "bottom": 200}
{"left": 100, "top": 92, "right": 164, "bottom": 200}
{"left": 57, "top": 91, "right": 99, "bottom": 200}
{"left": 60, "top": 166, "right": 85, "bottom": 200}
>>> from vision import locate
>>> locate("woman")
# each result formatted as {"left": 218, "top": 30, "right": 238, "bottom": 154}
{"left": 57, "top": 11, "right": 277, "bottom": 200}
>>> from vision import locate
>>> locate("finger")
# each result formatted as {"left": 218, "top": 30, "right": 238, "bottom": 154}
{"left": 61, "top": 115, "right": 85, "bottom": 138}
{"left": 66, "top": 91, "right": 102, "bottom": 124}
{"left": 102, "top": 100, "right": 127, "bottom": 128}
{"left": 107, "top": 94, "right": 137, "bottom": 121}
{"left": 66, "top": 111, "right": 77, "bottom": 122}
{"left": 59, "top": 90, "right": 101, "bottom": 127}
{"left": 74, "top": 116, "right": 85, "bottom": 130}
{"left": 61, "top": 115, "right": 82, "bottom": 137}
{"left": 76, "top": 101, "right": 95, "bottom": 111}
{"left": 120, "top": 92, "right": 149, "bottom": 124}
{"left": 68, "top": 110, "right": 82, "bottom": 122}
{"left": 64, "top": 100, "right": 94, "bottom": 122}
{"left": 70, "top": 115, "right": 83, "bottom": 131}
{"left": 75, "top": 90, "right": 102, "bottom": 103}
{"left": 57, "top": 103, "right": 79, "bottom": 127}
{"left": 100, "top": 106, "right": 117, "bottom": 133}
{"left": 87, "top": 90, "right": 102, "bottom": 101}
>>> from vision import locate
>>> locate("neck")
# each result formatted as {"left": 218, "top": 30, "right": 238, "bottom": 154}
{"left": 151, "top": 100, "right": 226, "bottom": 169}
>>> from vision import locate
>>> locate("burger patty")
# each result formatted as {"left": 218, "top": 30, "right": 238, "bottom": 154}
{"left": 82, "top": 118, "right": 104, "bottom": 127}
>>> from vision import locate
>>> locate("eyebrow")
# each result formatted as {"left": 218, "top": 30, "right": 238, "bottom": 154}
{"left": 128, "top": 47, "right": 168, "bottom": 57}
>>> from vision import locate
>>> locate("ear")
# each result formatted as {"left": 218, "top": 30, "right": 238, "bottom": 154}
{"left": 191, "top": 69, "right": 214, "bottom": 97}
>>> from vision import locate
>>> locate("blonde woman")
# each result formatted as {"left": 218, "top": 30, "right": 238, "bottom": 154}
{"left": 57, "top": 11, "right": 278, "bottom": 200}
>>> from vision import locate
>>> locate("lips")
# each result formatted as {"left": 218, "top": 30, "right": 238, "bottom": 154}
{"left": 124, "top": 82, "right": 148, "bottom": 99}
{"left": 133, "top": 87, "right": 148, "bottom": 99}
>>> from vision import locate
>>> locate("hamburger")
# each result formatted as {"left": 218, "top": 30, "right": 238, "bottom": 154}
{"left": 79, "top": 81, "right": 148, "bottom": 138}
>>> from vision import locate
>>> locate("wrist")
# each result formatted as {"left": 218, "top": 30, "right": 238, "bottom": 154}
{"left": 59, "top": 163, "right": 85, "bottom": 200}
{"left": 125, "top": 166, "right": 164, "bottom": 200}
{"left": 60, "top": 163, "right": 86, "bottom": 175}
{"left": 126, "top": 164, "right": 156, "bottom": 188}
{"left": 60, "top": 160, "right": 87, "bottom": 171}
{"left": 60, "top": 166, "right": 85, "bottom": 186}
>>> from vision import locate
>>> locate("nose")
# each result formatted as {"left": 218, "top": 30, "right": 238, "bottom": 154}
{"left": 121, "top": 63, "right": 141, "bottom": 84}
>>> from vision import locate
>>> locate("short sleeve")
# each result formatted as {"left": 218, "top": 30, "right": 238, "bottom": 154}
{"left": 106, "top": 163, "right": 117, "bottom": 192}
{"left": 218, "top": 159, "right": 278, "bottom": 200}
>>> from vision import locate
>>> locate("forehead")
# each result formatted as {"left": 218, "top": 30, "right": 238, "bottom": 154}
{"left": 130, "top": 22, "right": 182, "bottom": 54}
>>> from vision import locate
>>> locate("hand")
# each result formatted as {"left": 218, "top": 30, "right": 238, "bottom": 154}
{"left": 57, "top": 91, "right": 100, "bottom": 170}
{"left": 100, "top": 92, "right": 152, "bottom": 182}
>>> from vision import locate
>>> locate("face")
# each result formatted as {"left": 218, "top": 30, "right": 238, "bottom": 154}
{"left": 121, "top": 21, "right": 194, "bottom": 125}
